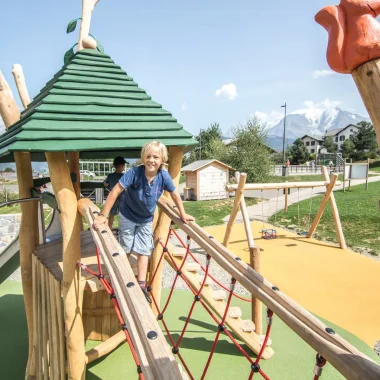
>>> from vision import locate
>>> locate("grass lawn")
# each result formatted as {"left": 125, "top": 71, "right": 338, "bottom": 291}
{"left": 269, "top": 181, "right": 380, "bottom": 255}
{"left": 183, "top": 197, "right": 257, "bottom": 227}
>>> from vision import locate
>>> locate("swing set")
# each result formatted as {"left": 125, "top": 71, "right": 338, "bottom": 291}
{"left": 223, "top": 166, "right": 347, "bottom": 250}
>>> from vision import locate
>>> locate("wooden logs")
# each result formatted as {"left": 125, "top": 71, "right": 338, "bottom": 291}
{"left": 158, "top": 196, "right": 380, "bottom": 380}
{"left": 78, "top": 0, "right": 100, "bottom": 51}
{"left": 308, "top": 173, "right": 338, "bottom": 239}
{"left": 12, "top": 64, "right": 31, "bottom": 108}
{"left": 46, "top": 152, "right": 85, "bottom": 380}
{"left": 352, "top": 59, "right": 380, "bottom": 146}
{"left": 226, "top": 180, "right": 341, "bottom": 192}
{"left": 250, "top": 246, "right": 262, "bottom": 335}
{"left": 321, "top": 167, "right": 346, "bottom": 249}
{"left": 68, "top": 152, "right": 81, "bottom": 200}
{"left": 151, "top": 146, "right": 184, "bottom": 315}
{"left": 223, "top": 172, "right": 247, "bottom": 247}
{"left": 85, "top": 331, "right": 126, "bottom": 364}
{"left": 0, "top": 69, "right": 38, "bottom": 378}
{"left": 78, "top": 198, "right": 182, "bottom": 379}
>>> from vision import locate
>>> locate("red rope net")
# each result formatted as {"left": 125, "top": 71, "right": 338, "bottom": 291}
{"left": 79, "top": 220, "right": 328, "bottom": 379}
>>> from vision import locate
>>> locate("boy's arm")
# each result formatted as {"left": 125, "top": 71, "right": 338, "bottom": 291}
{"left": 93, "top": 183, "right": 124, "bottom": 229}
{"left": 169, "top": 190, "right": 195, "bottom": 224}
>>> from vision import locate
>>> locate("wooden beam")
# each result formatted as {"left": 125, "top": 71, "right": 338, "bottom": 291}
{"left": 226, "top": 180, "right": 341, "bottom": 192}
{"left": 0, "top": 69, "right": 38, "bottom": 379}
{"left": 78, "top": 198, "right": 183, "bottom": 379}
{"left": 78, "top": 0, "right": 100, "bottom": 51}
{"left": 223, "top": 172, "right": 247, "bottom": 247}
{"left": 12, "top": 64, "right": 31, "bottom": 108}
{"left": 158, "top": 196, "right": 380, "bottom": 380}
{"left": 352, "top": 59, "right": 380, "bottom": 146}
{"left": 68, "top": 152, "right": 81, "bottom": 200}
{"left": 85, "top": 331, "right": 125, "bottom": 364}
{"left": 151, "top": 146, "right": 183, "bottom": 315}
{"left": 235, "top": 172, "right": 254, "bottom": 248}
{"left": 308, "top": 173, "right": 338, "bottom": 239}
{"left": 250, "top": 246, "right": 262, "bottom": 335}
{"left": 321, "top": 167, "right": 346, "bottom": 249}
{"left": 46, "top": 152, "right": 85, "bottom": 380}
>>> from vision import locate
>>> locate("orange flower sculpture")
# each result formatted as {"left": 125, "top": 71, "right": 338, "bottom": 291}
{"left": 316, "top": 0, "right": 380, "bottom": 74}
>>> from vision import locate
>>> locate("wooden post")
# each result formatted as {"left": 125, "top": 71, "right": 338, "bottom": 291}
{"left": 151, "top": 146, "right": 183, "bottom": 315}
{"left": 321, "top": 167, "right": 346, "bottom": 249}
{"left": 12, "top": 64, "right": 31, "bottom": 108}
{"left": 45, "top": 152, "right": 85, "bottom": 380}
{"left": 223, "top": 172, "right": 247, "bottom": 247}
{"left": 85, "top": 331, "right": 125, "bottom": 364}
{"left": 250, "top": 246, "right": 262, "bottom": 335}
{"left": 78, "top": 0, "right": 100, "bottom": 51}
{"left": 284, "top": 181, "right": 289, "bottom": 213}
{"left": 349, "top": 159, "right": 352, "bottom": 191}
{"left": 343, "top": 159, "right": 346, "bottom": 193}
{"left": 366, "top": 158, "right": 370, "bottom": 191}
{"left": 308, "top": 173, "right": 338, "bottom": 239}
{"left": 0, "top": 69, "right": 38, "bottom": 378}
{"left": 352, "top": 59, "right": 380, "bottom": 146}
{"left": 68, "top": 152, "right": 81, "bottom": 200}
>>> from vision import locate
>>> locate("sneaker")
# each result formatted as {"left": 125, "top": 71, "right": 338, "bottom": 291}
{"left": 141, "top": 287, "right": 152, "bottom": 304}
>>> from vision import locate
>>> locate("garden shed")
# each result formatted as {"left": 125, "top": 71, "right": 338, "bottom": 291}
{"left": 182, "top": 159, "right": 233, "bottom": 201}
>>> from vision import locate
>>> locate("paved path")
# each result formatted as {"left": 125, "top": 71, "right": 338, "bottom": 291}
{"left": 223, "top": 175, "right": 380, "bottom": 223}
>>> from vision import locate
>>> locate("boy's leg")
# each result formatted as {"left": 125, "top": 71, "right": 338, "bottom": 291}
{"left": 136, "top": 255, "right": 149, "bottom": 282}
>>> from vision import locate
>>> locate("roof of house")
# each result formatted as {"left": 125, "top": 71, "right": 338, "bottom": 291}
{"left": 181, "top": 159, "right": 234, "bottom": 172}
{"left": 300, "top": 134, "right": 324, "bottom": 141}
{"left": 0, "top": 49, "right": 197, "bottom": 162}
{"left": 325, "top": 124, "right": 357, "bottom": 137}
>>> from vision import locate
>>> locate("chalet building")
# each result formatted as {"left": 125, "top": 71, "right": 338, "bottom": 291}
{"left": 181, "top": 159, "right": 233, "bottom": 201}
{"left": 300, "top": 135, "right": 324, "bottom": 154}
{"left": 325, "top": 124, "right": 358, "bottom": 151}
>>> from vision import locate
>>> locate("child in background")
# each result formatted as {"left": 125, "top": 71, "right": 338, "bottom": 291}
{"left": 94, "top": 141, "right": 194, "bottom": 302}
{"left": 104, "top": 156, "right": 126, "bottom": 228}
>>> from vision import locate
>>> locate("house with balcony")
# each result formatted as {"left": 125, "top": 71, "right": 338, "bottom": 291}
{"left": 300, "top": 135, "right": 324, "bottom": 154}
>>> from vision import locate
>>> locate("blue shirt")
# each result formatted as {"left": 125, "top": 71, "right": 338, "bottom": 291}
{"left": 119, "top": 166, "right": 176, "bottom": 223}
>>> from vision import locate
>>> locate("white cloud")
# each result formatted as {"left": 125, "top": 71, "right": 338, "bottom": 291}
{"left": 303, "top": 98, "right": 342, "bottom": 109}
{"left": 312, "top": 69, "right": 335, "bottom": 79}
{"left": 215, "top": 83, "right": 238, "bottom": 100}
{"left": 252, "top": 110, "right": 284, "bottom": 127}
{"left": 181, "top": 101, "right": 189, "bottom": 111}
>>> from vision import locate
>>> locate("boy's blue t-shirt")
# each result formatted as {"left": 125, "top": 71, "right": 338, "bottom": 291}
{"left": 119, "top": 166, "right": 176, "bottom": 223}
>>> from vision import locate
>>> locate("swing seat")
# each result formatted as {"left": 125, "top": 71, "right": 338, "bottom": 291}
{"left": 261, "top": 229, "right": 277, "bottom": 239}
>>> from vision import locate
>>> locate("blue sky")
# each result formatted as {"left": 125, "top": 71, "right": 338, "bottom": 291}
{"left": 0, "top": 0, "right": 369, "bottom": 137}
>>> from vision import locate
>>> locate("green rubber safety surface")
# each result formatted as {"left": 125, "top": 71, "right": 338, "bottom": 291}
{"left": 0, "top": 48, "right": 196, "bottom": 162}
{"left": 1, "top": 280, "right": 378, "bottom": 380}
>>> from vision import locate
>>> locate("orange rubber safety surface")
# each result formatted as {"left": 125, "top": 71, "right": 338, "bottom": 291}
{"left": 206, "top": 221, "right": 380, "bottom": 346}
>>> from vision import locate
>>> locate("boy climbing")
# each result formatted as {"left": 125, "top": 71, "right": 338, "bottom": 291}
{"left": 93, "top": 141, "right": 194, "bottom": 302}
{"left": 104, "top": 156, "right": 126, "bottom": 228}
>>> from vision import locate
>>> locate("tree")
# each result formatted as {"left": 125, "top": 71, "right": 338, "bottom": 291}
{"left": 322, "top": 136, "right": 338, "bottom": 153}
{"left": 207, "top": 138, "right": 230, "bottom": 162}
{"left": 227, "top": 118, "right": 274, "bottom": 183}
{"left": 350, "top": 121, "right": 377, "bottom": 152}
{"left": 289, "top": 138, "right": 309, "bottom": 164}
{"left": 341, "top": 139, "right": 355, "bottom": 158}
{"left": 183, "top": 122, "right": 224, "bottom": 165}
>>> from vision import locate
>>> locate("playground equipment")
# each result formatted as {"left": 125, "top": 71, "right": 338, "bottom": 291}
{"left": 343, "top": 159, "right": 370, "bottom": 192}
{"left": 224, "top": 167, "right": 347, "bottom": 250}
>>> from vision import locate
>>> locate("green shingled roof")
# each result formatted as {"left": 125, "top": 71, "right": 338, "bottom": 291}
{"left": 0, "top": 49, "right": 196, "bottom": 162}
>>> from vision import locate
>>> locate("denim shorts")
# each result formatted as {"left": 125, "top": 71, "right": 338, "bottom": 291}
{"left": 118, "top": 213, "right": 154, "bottom": 256}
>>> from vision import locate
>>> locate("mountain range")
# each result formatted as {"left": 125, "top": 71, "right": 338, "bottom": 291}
{"left": 265, "top": 107, "right": 370, "bottom": 150}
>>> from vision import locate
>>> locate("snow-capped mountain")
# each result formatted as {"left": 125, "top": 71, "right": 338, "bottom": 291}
{"left": 267, "top": 107, "right": 369, "bottom": 139}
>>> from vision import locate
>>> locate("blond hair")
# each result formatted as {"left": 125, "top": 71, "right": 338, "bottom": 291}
{"left": 141, "top": 141, "right": 168, "bottom": 168}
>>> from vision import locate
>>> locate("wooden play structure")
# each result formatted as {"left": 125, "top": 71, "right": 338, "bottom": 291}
{"left": 224, "top": 167, "right": 347, "bottom": 251}
{"left": 1, "top": 0, "right": 380, "bottom": 379}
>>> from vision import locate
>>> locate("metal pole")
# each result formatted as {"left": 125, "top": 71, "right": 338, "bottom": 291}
{"left": 199, "top": 131, "right": 202, "bottom": 160}
{"left": 281, "top": 102, "right": 287, "bottom": 164}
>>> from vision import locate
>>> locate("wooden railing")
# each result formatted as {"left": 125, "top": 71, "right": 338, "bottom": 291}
{"left": 157, "top": 196, "right": 380, "bottom": 380}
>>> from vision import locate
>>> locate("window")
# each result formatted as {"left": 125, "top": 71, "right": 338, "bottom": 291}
{"left": 305, "top": 141, "right": 310, "bottom": 146}
{"left": 335, "top": 136, "right": 338, "bottom": 142}
{"left": 339, "top": 135, "right": 345, "bottom": 141}
{"left": 311, "top": 141, "right": 315, "bottom": 146}
{"left": 311, "top": 149, "right": 315, "bottom": 153}
{"left": 350, "top": 129, "right": 354, "bottom": 132}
